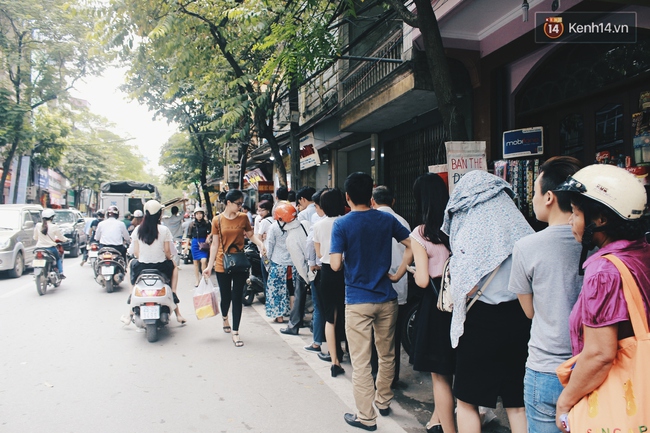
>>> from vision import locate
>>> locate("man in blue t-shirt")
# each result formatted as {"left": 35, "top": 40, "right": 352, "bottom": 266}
{"left": 330, "top": 172, "right": 411, "bottom": 431}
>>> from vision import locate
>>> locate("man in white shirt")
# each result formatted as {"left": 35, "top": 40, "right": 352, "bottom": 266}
{"left": 371, "top": 186, "right": 410, "bottom": 386}
{"left": 163, "top": 206, "right": 184, "bottom": 240}
{"left": 95, "top": 205, "right": 131, "bottom": 260}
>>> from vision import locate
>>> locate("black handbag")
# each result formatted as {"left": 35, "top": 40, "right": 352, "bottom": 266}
{"left": 218, "top": 216, "right": 250, "bottom": 274}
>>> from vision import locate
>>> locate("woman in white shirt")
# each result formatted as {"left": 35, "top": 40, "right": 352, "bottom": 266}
{"left": 129, "top": 200, "right": 186, "bottom": 324}
{"left": 34, "top": 208, "right": 66, "bottom": 277}
{"left": 313, "top": 189, "right": 347, "bottom": 377}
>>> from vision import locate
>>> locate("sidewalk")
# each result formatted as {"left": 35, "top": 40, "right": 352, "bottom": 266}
{"left": 251, "top": 299, "right": 512, "bottom": 432}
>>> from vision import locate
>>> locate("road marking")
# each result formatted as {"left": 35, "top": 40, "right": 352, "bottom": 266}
{"left": 0, "top": 279, "right": 34, "bottom": 298}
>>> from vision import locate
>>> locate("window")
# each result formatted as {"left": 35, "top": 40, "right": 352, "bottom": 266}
{"left": 559, "top": 113, "right": 584, "bottom": 160}
{"left": 595, "top": 103, "right": 623, "bottom": 149}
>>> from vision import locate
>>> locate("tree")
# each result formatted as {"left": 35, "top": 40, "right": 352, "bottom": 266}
{"left": 103, "top": 0, "right": 342, "bottom": 188}
{"left": 384, "top": 0, "right": 468, "bottom": 141}
{"left": 59, "top": 111, "right": 149, "bottom": 208}
{"left": 0, "top": 0, "right": 105, "bottom": 203}
{"left": 159, "top": 131, "right": 223, "bottom": 219}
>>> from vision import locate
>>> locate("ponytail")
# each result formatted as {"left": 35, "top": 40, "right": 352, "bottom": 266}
{"left": 41, "top": 219, "right": 49, "bottom": 235}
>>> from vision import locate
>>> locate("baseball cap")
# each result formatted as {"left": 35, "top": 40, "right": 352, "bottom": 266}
{"left": 144, "top": 200, "right": 164, "bottom": 215}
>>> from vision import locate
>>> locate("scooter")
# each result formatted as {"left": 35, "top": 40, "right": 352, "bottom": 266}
{"left": 130, "top": 269, "right": 176, "bottom": 343}
{"left": 87, "top": 241, "right": 100, "bottom": 276}
{"left": 93, "top": 246, "right": 126, "bottom": 293}
{"left": 242, "top": 242, "right": 266, "bottom": 306}
{"left": 180, "top": 238, "right": 193, "bottom": 264}
{"left": 33, "top": 247, "right": 63, "bottom": 296}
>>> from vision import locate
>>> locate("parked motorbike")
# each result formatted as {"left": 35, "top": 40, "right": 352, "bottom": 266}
{"left": 93, "top": 246, "right": 126, "bottom": 293}
{"left": 130, "top": 269, "right": 176, "bottom": 343}
{"left": 180, "top": 238, "right": 193, "bottom": 264}
{"left": 242, "top": 242, "right": 266, "bottom": 306}
{"left": 400, "top": 272, "right": 425, "bottom": 358}
{"left": 33, "top": 247, "right": 63, "bottom": 296}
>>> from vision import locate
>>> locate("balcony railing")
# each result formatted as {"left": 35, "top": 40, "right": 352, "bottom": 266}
{"left": 340, "top": 31, "right": 404, "bottom": 108}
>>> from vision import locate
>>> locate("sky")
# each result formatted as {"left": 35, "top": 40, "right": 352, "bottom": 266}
{"left": 70, "top": 67, "right": 178, "bottom": 176}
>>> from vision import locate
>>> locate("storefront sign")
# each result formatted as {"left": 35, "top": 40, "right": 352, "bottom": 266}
{"left": 445, "top": 141, "right": 487, "bottom": 192}
{"left": 257, "top": 181, "right": 274, "bottom": 195}
{"left": 502, "top": 127, "right": 544, "bottom": 159}
{"left": 300, "top": 144, "right": 320, "bottom": 170}
{"left": 38, "top": 168, "right": 48, "bottom": 189}
{"left": 243, "top": 168, "right": 267, "bottom": 189}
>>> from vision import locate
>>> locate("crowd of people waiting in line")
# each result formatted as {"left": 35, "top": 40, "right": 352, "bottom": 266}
{"left": 68, "top": 159, "right": 650, "bottom": 433}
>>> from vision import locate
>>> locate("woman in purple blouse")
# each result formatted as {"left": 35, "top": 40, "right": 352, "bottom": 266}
{"left": 553, "top": 164, "right": 649, "bottom": 432}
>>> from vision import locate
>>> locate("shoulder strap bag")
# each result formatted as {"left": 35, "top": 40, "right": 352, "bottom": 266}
{"left": 218, "top": 216, "right": 250, "bottom": 274}
{"left": 556, "top": 254, "right": 650, "bottom": 431}
{"left": 436, "top": 256, "right": 500, "bottom": 313}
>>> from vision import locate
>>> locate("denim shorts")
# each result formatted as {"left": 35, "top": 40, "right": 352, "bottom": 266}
{"left": 523, "top": 368, "right": 564, "bottom": 433}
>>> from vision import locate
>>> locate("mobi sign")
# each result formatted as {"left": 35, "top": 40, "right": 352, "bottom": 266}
{"left": 502, "top": 127, "right": 544, "bottom": 159}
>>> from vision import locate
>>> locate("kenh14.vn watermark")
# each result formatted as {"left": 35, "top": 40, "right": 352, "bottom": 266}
{"left": 535, "top": 11, "right": 636, "bottom": 43}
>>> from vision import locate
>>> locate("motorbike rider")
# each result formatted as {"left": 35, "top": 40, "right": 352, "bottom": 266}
{"left": 123, "top": 199, "right": 186, "bottom": 324}
{"left": 81, "top": 209, "right": 104, "bottom": 266}
{"left": 34, "top": 208, "right": 66, "bottom": 278}
{"left": 128, "top": 209, "right": 143, "bottom": 235}
{"left": 94, "top": 205, "right": 130, "bottom": 261}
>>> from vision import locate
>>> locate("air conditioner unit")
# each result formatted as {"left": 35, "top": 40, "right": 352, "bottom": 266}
{"left": 26, "top": 186, "right": 37, "bottom": 200}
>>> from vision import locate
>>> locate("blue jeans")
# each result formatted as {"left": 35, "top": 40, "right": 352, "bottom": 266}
{"left": 524, "top": 368, "right": 564, "bottom": 433}
{"left": 310, "top": 272, "right": 324, "bottom": 345}
{"left": 46, "top": 246, "right": 64, "bottom": 274}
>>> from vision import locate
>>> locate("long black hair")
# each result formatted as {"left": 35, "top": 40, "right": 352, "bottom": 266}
{"left": 413, "top": 173, "right": 449, "bottom": 246}
{"left": 41, "top": 216, "right": 52, "bottom": 235}
{"left": 138, "top": 209, "right": 161, "bottom": 245}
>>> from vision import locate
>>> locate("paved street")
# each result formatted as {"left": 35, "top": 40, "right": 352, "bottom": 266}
{"left": 0, "top": 256, "right": 509, "bottom": 433}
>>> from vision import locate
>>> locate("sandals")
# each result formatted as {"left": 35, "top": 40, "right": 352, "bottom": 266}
{"left": 273, "top": 317, "right": 284, "bottom": 323}
{"left": 222, "top": 317, "right": 232, "bottom": 333}
{"left": 177, "top": 316, "right": 187, "bottom": 325}
{"left": 232, "top": 332, "right": 244, "bottom": 347}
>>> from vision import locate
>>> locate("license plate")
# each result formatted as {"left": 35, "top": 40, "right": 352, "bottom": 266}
{"left": 141, "top": 305, "right": 160, "bottom": 320}
{"left": 101, "top": 266, "right": 114, "bottom": 275}
{"left": 33, "top": 259, "right": 46, "bottom": 267}
{"left": 88, "top": 251, "right": 98, "bottom": 258}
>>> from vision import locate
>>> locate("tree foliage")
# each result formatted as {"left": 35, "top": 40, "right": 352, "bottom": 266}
{"left": 101, "top": 0, "right": 344, "bottom": 188}
{"left": 0, "top": 0, "right": 106, "bottom": 202}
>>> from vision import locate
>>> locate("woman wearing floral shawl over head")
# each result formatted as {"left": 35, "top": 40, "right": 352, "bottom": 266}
{"left": 441, "top": 170, "right": 534, "bottom": 433}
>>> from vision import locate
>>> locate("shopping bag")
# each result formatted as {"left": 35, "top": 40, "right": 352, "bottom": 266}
{"left": 556, "top": 254, "right": 650, "bottom": 432}
{"left": 193, "top": 277, "right": 220, "bottom": 319}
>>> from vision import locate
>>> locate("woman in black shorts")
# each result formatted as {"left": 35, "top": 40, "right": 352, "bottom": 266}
{"left": 313, "top": 189, "right": 347, "bottom": 377}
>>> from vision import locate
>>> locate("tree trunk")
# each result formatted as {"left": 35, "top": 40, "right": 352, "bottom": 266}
{"left": 0, "top": 117, "right": 23, "bottom": 204}
{"left": 289, "top": 82, "right": 301, "bottom": 189}
{"left": 261, "top": 125, "right": 287, "bottom": 187}
{"left": 413, "top": 0, "right": 468, "bottom": 141}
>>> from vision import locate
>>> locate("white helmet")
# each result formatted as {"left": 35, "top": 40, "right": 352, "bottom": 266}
{"left": 133, "top": 210, "right": 143, "bottom": 218}
{"left": 555, "top": 164, "right": 647, "bottom": 220}
{"left": 42, "top": 208, "right": 55, "bottom": 219}
{"left": 193, "top": 206, "right": 205, "bottom": 214}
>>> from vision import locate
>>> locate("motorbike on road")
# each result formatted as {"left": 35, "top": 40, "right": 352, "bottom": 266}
{"left": 87, "top": 241, "right": 100, "bottom": 276}
{"left": 243, "top": 242, "right": 266, "bottom": 306}
{"left": 33, "top": 246, "right": 63, "bottom": 296}
{"left": 93, "top": 246, "right": 126, "bottom": 293}
{"left": 180, "top": 238, "right": 193, "bottom": 264}
{"left": 129, "top": 269, "right": 177, "bottom": 342}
